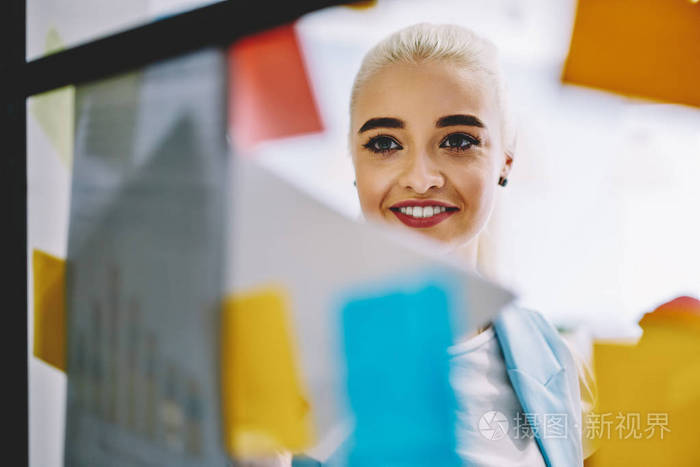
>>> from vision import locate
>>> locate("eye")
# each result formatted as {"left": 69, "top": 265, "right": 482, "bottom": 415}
{"left": 363, "top": 135, "right": 403, "bottom": 154}
{"left": 440, "top": 133, "right": 481, "bottom": 151}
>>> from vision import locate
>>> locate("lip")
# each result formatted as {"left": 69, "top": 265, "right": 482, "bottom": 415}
{"left": 388, "top": 199, "right": 459, "bottom": 228}
{"left": 390, "top": 199, "right": 459, "bottom": 209}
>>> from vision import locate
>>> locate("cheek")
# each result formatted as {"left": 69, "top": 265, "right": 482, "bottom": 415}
{"left": 354, "top": 162, "right": 388, "bottom": 216}
{"left": 455, "top": 167, "right": 494, "bottom": 216}
{"left": 357, "top": 187, "right": 379, "bottom": 216}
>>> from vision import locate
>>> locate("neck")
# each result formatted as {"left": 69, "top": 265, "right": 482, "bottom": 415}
{"left": 452, "top": 237, "right": 480, "bottom": 272}
{"left": 451, "top": 237, "right": 488, "bottom": 341}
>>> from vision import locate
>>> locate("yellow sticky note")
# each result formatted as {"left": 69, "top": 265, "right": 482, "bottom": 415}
{"left": 221, "top": 286, "right": 314, "bottom": 456}
{"left": 29, "top": 27, "right": 75, "bottom": 168}
{"left": 32, "top": 249, "right": 66, "bottom": 372}
{"left": 590, "top": 322, "right": 700, "bottom": 466}
{"left": 344, "top": 0, "right": 378, "bottom": 9}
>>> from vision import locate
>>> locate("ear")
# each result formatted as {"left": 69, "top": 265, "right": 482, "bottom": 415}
{"left": 500, "top": 150, "right": 514, "bottom": 178}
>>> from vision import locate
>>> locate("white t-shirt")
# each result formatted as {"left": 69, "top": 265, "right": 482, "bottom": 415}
{"left": 449, "top": 325, "right": 548, "bottom": 466}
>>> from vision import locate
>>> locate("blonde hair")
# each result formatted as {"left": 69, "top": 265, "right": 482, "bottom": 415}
{"left": 350, "top": 23, "right": 515, "bottom": 155}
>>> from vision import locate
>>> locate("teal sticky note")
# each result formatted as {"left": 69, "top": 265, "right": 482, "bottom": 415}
{"left": 339, "top": 271, "right": 462, "bottom": 466}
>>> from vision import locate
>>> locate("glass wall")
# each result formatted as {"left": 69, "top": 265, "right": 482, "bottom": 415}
{"left": 27, "top": 0, "right": 222, "bottom": 60}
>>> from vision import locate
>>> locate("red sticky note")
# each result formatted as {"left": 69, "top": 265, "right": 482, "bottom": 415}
{"left": 228, "top": 23, "right": 323, "bottom": 152}
{"left": 638, "top": 296, "right": 700, "bottom": 329}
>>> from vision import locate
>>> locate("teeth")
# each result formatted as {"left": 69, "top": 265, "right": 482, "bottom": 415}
{"left": 396, "top": 206, "right": 450, "bottom": 218}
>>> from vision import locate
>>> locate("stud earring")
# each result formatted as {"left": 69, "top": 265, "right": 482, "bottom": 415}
{"left": 498, "top": 176, "right": 508, "bottom": 187}
{"left": 353, "top": 180, "right": 357, "bottom": 187}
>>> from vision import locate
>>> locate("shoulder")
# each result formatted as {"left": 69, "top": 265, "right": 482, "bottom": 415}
{"left": 493, "top": 305, "right": 573, "bottom": 370}
{"left": 499, "top": 306, "right": 599, "bottom": 459}
{"left": 496, "top": 305, "right": 579, "bottom": 367}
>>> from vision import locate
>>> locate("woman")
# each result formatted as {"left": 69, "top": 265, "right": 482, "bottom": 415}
{"left": 347, "top": 23, "right": 597, "bottom": 466}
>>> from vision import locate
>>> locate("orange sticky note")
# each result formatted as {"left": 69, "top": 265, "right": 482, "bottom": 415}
{"left": 32, "top": 249, "right": 66, "bottom": 371}
{"left": 228, "top": 23, "right": 323, "bottom": 151}
{"left": 221, "top": 286, "right": 314, "bottom": 456}
{"left": 563, "top": 0, "right": 700, "bottom": 108}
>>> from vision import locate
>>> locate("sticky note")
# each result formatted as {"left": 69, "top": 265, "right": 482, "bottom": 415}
{"left": 228, "top": 23, "right": 323, "bottom": 151}
{"left": 590, "top": 297, "right": 700, "bottom": 466}
{"left": 32, "top": 249, "right": 66, "bottom": 371}
{"left": 344, "top": 0, "right": 378, "bottom": 9}
{"left": 43, "top": 27, "right": 66, "bottom": 56}
{"left": 221, "top": 286, "right": 315, "bottom": 456}
{"left": 638, "top": 296, "right": 700, "bottom": 329}
{"left": 29, "top": 28, "right": 75, "bottom": 168}
{"left": 339, "top": 275, "right": 461, "bottom": 466}
{"left": 562, "top": 0, "right": 700, "bottom": 107}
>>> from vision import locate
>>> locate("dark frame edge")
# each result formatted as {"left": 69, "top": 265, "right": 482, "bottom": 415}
{"left": 1, "top": 0, "right": 29, "bottom": 465}
{"left": 22, "top": 0, "right": 353, "bottom": 97}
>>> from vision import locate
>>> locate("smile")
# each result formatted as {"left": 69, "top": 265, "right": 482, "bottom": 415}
{"left": 389, "top": 202, "right": 459, "bottom": 228}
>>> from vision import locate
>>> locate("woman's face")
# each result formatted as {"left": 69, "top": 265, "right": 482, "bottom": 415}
{"left": 351, "top": 61, "right": 511, "bottom": 249}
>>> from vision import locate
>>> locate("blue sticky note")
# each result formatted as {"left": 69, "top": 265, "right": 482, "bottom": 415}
{"left": 339, "top": 272, "right": 462, "bottom": 467}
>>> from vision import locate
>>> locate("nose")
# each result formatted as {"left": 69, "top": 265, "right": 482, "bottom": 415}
{"left": 397, "top": 150, "right": 445, "bottom": 194}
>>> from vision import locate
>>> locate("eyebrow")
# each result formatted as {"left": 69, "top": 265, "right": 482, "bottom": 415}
{"left": 358, "top": 117, "right": 405, "bottom": 133}
{"left": 435, "top": 114, "right": 485, "bottom": 129}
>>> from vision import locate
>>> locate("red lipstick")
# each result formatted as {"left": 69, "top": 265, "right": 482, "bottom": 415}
{"left": 388, "top": 200, "right": 459, "bottom": 228}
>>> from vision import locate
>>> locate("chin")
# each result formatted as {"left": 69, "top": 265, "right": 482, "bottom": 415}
{"left": 414, "top": 228, "right": 456, "bottom": 244}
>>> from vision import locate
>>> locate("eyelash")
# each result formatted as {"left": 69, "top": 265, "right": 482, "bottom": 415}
{"left": 363, "top": 133, "right": 481, "bottom": 155}
{"left": 439, "top": 133, "right": 482, "bottom": 151}
{"left": 363, "top": 135, "right": 403, "bottom": 154}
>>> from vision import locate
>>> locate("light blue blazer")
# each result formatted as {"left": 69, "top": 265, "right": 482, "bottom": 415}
{"left": 492, "top": 305, "right": 584, "bottom": 466}
{"left": 294, "top": 306, "right": 584, "bottom": 467}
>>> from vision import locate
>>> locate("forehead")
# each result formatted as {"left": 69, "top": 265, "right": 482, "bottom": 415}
{"left": 352, "top": 61, "right": 499, "bottom": 132}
